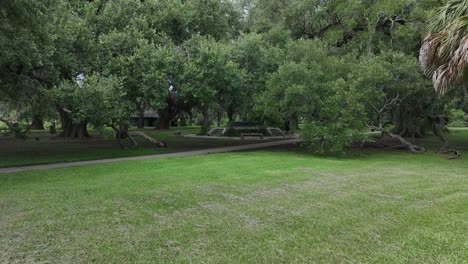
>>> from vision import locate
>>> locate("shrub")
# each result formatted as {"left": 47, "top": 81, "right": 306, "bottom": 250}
{"left": 448, "top": 109, "right": 468, "bottom": 127}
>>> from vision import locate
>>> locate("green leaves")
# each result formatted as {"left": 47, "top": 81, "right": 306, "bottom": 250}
{"left": 255, "top": 39, "right": 367, "bottom": 153}
{"left": 52, "top": 74, "right": 130, "bottom": 128}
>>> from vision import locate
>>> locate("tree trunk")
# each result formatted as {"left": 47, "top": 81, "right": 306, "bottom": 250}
{"left": 188, "top": 111, "right": 193, "bottom": 125}
{"left": 156, "top": 96, "right": 178, "bottom": 130}
{"left": 464, "top": 86, "right": 468, "bottom": 102}
{"left": 137, "top": 110, "right": 145, "bottom": 129}
{"left": 110, "top": 124, "right": 167, "bottom": 149}
{"left": 217, "top": 111, "right": 222, "bottom": 127}
{"left": 372, "top": 126, "right": 425, "bottom": 153}
{"left": 227, "top": 107, "right": 234, "bottom": 123}
{"left": 202, "top": 105, "right": 210, "bottom": 132}
{"left": 156, "top": 108, "right": 172, "bottom": 130}
{"left": 430, "top": 114, "right": 449, "bottom": 152}
{"left": 392, "top": 107, "right": 424, "bottom": 138}
{"left": 31, "top": 116, "right": 44, "bottom": 130}
{"left": 128, "top": 131, "right": 167, "bottom": 148}
{"left": 289, "top": 114, "right": 299, "bottom": 134}
{"left": 58, "top": 109, "right": 90, "bottom": 138}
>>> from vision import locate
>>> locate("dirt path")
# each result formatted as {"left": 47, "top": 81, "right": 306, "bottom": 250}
{"left": 0, "top": 139, "right": 301, "bottom": 174}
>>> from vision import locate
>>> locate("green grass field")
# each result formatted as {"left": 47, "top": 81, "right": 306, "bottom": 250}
{"left": 1, "top": 131, "right": 468, "bottom": 262}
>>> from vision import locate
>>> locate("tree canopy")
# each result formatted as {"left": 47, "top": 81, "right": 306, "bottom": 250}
{"left": 1, "top": 0, "right": 462, "bottom": 152}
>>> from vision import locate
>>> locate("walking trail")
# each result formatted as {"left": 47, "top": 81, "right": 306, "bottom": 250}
{"left": 0, "top": 139, "right": 301, "bottom": 174}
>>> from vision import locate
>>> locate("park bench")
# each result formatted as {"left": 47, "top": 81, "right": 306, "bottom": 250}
{"left": 240, "top": 133, "right": 264, "bottom": 139}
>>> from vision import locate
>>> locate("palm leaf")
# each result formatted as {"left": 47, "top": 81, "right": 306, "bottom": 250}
{"left": 420, "top": 0, "right": 468, "bottom": 94}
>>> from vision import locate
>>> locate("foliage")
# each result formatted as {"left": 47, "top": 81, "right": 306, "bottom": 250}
{"left": 246, "top": 0, "right": 436, "bottom": 54}
{"left": 420, "top": 0, "right": 468, "bottom": 93}
{"left": 51, "top": 74, "right": 131, "bottom": 129}
{"left": 350, "top": 51, "right": 434, "bottom": 136}
{"left": 182, "top": 36, "right": 247, "bottom": 130}
{"left": 448, "top": 108, "right": 468, "bottom": 127}
{"left": 0, "top": 0, "right": 453, "bottom": 152}
{"left": 256, "top": 40, "right": 366, "bottom": 152}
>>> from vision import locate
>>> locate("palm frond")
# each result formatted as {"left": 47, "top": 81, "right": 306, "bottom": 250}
{"left": 420, "top": 0, "right": 468, "bottom": 94}
{"left": 420, "top": 34, "right": 445, "bottom": 76}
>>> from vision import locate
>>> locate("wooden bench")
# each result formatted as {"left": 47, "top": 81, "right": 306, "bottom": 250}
{"left": 241, "top": 133, "right": 264, "bottom": 139}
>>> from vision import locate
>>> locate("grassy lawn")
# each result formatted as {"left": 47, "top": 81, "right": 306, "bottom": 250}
{"left": 0, "top": 127, "right": 266, "bottom": 168}
{"left": 1, "top": 133, "right": 468, "bottom": 262}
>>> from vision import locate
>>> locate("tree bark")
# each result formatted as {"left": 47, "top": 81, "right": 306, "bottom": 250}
{"left": 58, "top": 109, "right": 90, "bottom": 138}
{"left": 156, "top": 96, "right": 178, "bottom": 130}
{"left": 392, "top": 107, "right": 424, "bottom": 138}
{"left": 430, "top": 114, "right": 449, "bottom": 152}
{"left": 31, "top": 116, "right": 44, "bottom": 130}
{"left": 156, "top": 108, "right": 172, "bottom": 130}
{"left": 202, "top": 105, "right": 210, "bottom": 132}
{"left": 109, "top": 124, "right": 167, "bottom": 149}
{"left": 137, "top": 110, "right": 145, "bottom": 129}
{"left": 217, "top": 111, "right": 222, "bottom": 127}
{"left": 227, "top": 106, "right": 235, "bottom": 123}
{"left": 289, "top": 114, "right": 299, "bottom": 134}
{"left": 188, "top": 111, "right": 193, "bottom": 125}
{"left": 373, "top": 126, "right": 425, "bottom": 153}
{"left": 128, "top": 131, "right": 167, "bottom": 148}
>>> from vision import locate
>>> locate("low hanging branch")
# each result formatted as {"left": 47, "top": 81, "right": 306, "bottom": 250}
{"left": 108, "top": 124, "right": 167, "bottom": 149}
{"left": 368, "top": 94, "right": 426, "bottom": 153}
{"left": 370, "top": 126, "right": 425, "bottom": 153}
{"left": 127, "top": 131, "right": 167, "bottom": 148}
{"left": 0, "top": 117, "right": 32, "bottom": 139}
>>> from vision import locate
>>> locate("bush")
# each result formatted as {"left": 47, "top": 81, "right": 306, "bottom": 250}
{"left": 448, "top": 109, "right": 468, "bottom": 127}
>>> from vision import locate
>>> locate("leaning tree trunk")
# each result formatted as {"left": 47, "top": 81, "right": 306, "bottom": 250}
{"left": 137, "top": 110, "right": 145, "bottom": 129}
{"left": 109, "top": 124, "right": 167, "bottom": 149}
{"left": 372, "top": 126, "right": 425, "bottom": 153}
{"left": 58, "top": 109, "right": 90, "bottom": 138}
{"left": 31, "top": 116, "right": 44, "bottom": 130}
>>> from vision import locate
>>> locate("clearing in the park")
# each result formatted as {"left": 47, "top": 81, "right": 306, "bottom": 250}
{"left": 3, "top": 0, "right": 468, "bottom": 262}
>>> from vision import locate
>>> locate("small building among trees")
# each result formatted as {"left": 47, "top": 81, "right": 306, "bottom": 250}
{"left": 130, "top": 111, "right": 159, "bottom": 127}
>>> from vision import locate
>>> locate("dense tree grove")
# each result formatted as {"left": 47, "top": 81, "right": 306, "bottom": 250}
{"left": 1, "top": 0, "right": 466, "bottom": 152}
